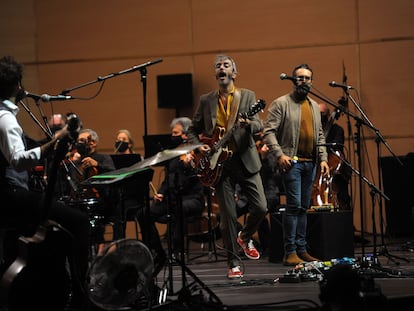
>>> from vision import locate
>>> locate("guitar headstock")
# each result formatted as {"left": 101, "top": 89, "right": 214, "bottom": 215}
{"left": 247, "top": 99, "right": 266, "bottom": 117}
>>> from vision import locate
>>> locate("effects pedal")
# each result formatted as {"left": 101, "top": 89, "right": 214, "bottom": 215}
{"left": 278, "top": 270, "right": 301, "bottom": 283}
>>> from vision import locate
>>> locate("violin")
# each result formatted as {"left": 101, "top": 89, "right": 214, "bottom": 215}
{"left": 179, "top": 149, "right": 196, "bottom": 168}
{"left": 65, "top": 148, "right": 100, "bottom": 200}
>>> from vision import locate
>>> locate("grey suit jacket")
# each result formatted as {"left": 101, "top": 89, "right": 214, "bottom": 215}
{"left": 187, "top": 88, "right": 263, "bottom": 174}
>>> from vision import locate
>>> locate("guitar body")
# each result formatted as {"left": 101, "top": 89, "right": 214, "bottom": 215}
{"left": 0, "top": 222, "right": 71, "bottom": 310}
{"left": 194, "top": 127, "right": 232, "bottom": 187}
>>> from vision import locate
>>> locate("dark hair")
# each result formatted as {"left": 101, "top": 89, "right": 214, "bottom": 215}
{"left": 0, "top": 56, "right": 23, "bottom": 99}
{"left": 292, "top": 63, "right": 313, "bottom": 79}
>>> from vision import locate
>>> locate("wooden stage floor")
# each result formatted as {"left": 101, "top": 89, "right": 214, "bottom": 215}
{"left": 88, "top": 233, "right": 414, "bottom": 310}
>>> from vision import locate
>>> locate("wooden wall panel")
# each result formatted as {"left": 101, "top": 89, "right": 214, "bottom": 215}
{"left": 192, "top": 0, "right": 358, "bottom": 52}
{"left": 359, "top": 0, "right": 414, "bottom": 40}
{"left": 35, "top": 0, "right": 193, "bottom": 61}
{"left": 0, "top": 0, "right": 37, "bottom": 62}
{"left": 359, "top": 41, "right": 414, "bottom": 139}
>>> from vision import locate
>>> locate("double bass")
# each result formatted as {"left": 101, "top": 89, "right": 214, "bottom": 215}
{"left": 311, "top": 108, "right": 351, "bottom": 210}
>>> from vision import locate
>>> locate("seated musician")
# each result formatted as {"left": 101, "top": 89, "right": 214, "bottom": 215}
{"left": 318, "top": 102, "right": 351, "bottom": 210}
{"left": 65, "top": 128, "right": 117, "bottom": 252}
{"left": 147, "top": 117, "right": 205, "bottom": 263}
{"left": 0, "top": 55, "right": 90, "bottom": 310}
{"left": 114, "top": 129, "right": 135, "bottom": 155}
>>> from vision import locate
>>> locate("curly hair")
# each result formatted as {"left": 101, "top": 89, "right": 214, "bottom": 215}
{"left": 0, "top": 56, "right": 23, "bottom": 100}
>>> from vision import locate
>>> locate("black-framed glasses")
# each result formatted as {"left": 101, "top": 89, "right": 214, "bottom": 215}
{"left": 296, "top": 75, "right": 312, "bottom": 81}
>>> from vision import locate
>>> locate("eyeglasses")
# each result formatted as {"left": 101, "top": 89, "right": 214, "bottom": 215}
{"left": 296, "top": 75, "right": 312, "bottom": 81}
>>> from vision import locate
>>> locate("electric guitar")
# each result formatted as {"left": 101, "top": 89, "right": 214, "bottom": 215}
{"left": 194, "top": 99, "right": 266, "bottom": 187}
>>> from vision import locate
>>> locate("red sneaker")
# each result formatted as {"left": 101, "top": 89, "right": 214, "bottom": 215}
{"left": 227, "top": 266, "right": 243, "bottom": 279}
{"left": 237, "top": 232, "right": 260, "bottom": 260}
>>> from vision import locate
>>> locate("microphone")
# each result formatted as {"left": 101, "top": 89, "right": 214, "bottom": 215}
{"left": 66, "top": 113, "right": 81, "bottom": 141}
{"left": 16, "top": 90, "right": 74, "bottom": 102}
{"left": 280, "top": 73, "right": 301, "bottom": 82}
{"left": 40, "top": 94, "right": 74, "bottom": 102}
{"left": 316, "top": 143, "right": 344, "bottom": 147}
{"left": 329, "top": 81, "right": 353, "bottom": 90}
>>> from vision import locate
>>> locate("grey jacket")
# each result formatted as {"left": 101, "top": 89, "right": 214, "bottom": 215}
{"left": 263, "top": 93, "right": 328, "bottom": 163}
{"left": 187, "top": 88, "right": 263, "bottom": 174}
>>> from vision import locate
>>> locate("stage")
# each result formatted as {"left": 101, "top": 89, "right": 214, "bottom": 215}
{"left": 89, "top": 231, "right": 414, "bottom": 310}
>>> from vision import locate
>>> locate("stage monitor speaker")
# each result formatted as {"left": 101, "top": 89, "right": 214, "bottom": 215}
{"left": 269, "top": 211, "right": 284, "bottom": 263}
{"left": 380, "top": 155, "right": 414, "bottom": 237}
{"left": 157, "top": 73, "right": 193, "bottom": 109}
{"left": 307, "top": 211, "right": 354, "bottom": 261}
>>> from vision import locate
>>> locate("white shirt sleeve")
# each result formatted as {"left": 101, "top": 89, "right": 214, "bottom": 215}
{"left": 0, "top": 109, "right": 41, "bottom": 171}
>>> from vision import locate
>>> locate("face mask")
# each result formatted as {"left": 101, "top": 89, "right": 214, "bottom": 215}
{"left": 75, "top": 143, "right": 90, "bottom": 157}
{"left": 114, "top": 140, "right": 129, "bottom": 153}
{"left": 170, "top": 135, "right": 184, "bottom": 148}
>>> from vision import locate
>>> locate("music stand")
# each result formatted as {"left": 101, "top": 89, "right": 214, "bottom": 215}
{"left": 124, "top": 145, "right": 222, "bottom": 307}
{"left": 110, "top": 154, "right": 142, "bottom": 169}
{"left": 143, "top": 134, "right": 172, "bottom": 158}
{"left": 82, "top": 166, "right": 154, "bottom": 247}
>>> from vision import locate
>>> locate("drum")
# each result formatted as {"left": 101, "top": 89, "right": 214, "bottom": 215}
{"left": 60, "top": 197, "right": 106, "bottom": 228}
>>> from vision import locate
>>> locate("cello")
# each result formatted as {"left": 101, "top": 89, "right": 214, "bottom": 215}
{"left": 0, "top": 115, "right": 82, "bottom": 310}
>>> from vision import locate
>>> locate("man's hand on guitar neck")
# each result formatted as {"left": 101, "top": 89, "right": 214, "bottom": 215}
{"left": 237, "top": 115, "right": 251, "bottom": 128}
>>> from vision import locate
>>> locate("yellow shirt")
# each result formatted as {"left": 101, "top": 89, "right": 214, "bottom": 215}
{"left": 216, "top": 86, "right": 235, "bottom": 128}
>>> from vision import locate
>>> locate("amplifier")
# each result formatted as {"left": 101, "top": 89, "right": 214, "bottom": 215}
{"left": 307, "top": 210, "right": 354, "bottom": 260}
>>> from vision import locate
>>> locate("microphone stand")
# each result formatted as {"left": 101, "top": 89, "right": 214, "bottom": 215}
{"left": 325, "top": 150, "right": 404, "bottom": 276}
{"left": 59, "top": 58, "right": 163, "bottom": 137}
{"left": 346, "top": 93, "right": 407, "bottom": 264}
{"left": 304, "top": 85, "right": 379, "bottom": 260}
{"left": 17, "top": 99, "right": 52, "bottom": 140}
{"left": 302, "top": 83, "right": 407, "bottom": 268}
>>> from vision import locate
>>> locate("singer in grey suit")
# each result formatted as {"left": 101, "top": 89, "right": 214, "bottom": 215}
{"left": 187, "top": 54, "right": 267, "bottom": 279}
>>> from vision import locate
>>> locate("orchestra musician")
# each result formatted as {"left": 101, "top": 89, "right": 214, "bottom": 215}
{"left": 64, "top": 128, "right": 117, "bottom": 254}
{"left": 149, "top": 117, "right": 204, "bottom": 264}
{"left": 313, "top": 102, "right": 351, "bottom": 210}
{"left": 114, "top": 129, "right": 135, "bottom": 154}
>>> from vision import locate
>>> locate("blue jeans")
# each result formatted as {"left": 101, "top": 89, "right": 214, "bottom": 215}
{"left": 282, "top": 161, "right": 316, "bottom": 255}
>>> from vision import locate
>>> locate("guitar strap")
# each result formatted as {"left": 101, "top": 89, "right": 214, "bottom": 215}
{"left": 226, "top": 88, "right": 241, "bottom": 131}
